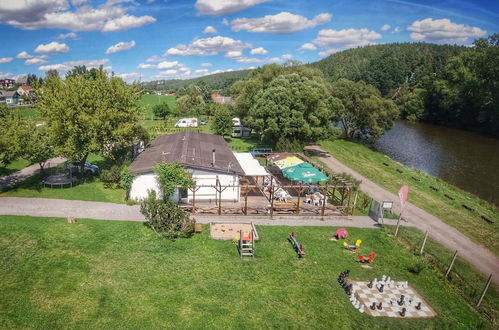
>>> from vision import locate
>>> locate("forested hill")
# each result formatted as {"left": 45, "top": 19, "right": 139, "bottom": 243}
{"left": 140, "top": 69, "right": 252, "bottom": 93}
{"left": 310, "top": 42, "right": 467, "bottom": 95}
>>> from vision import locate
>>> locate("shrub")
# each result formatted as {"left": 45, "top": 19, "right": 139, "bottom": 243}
{"left": 140, "top": 190, "right": 194, "bottom": 238}
{"left": 100, "top": 165, "right": 123, "bottom": 188}
{"left": 408, "top": 257, "right": 428, "bottom": 274}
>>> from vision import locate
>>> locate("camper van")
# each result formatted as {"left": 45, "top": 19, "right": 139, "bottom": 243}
{"left": 232, "top": 117, "right": 241, "bottom": 126}
{"left": 174, "top": 118, "right": 198, "bottom": 128}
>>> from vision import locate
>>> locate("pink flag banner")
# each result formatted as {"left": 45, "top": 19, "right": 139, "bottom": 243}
{"left": 398, "top": 185, "right": 409, "bottom": 208}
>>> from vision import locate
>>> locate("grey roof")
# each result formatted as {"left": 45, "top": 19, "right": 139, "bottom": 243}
{"left": 130, "top": 131, "right": 244, "bottom": 175}
{"left": 0, "top": 90, "right": 18, "bottom": 97}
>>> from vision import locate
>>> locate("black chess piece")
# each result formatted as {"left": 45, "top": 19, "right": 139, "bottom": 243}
{"left": 415, "top": 302, "right": 422, "bottom": 310}
{"left": 370, "top": 302, "right": 376, "bottom": 310}
{"left": 346, "top": 284, "right": 352, "bottom": 295}
{"left": 398, "top": 295, "right": 405, "bottom": 306}
{"left": 379, "top": 284, "right": 384, "bottom": 293}
{"left": 345, "top": 270, "right": 350, "bottom": 276}
{"left": 400, "top": 307, "right": 407, "bottom": 317}
{"left": 367, "top": 280, "right": 373, "bottom": 289}
{"left": 377, "top": 302, "right": 382, "bottom": 310}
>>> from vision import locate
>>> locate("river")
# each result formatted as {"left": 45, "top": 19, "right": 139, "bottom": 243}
{"left": 373, "top": 121, "right": 499, "bottom": 206}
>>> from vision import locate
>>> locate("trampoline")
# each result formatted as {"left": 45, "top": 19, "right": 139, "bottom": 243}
{"left": 42, "top": 174, "right": 78, "bottom": 188}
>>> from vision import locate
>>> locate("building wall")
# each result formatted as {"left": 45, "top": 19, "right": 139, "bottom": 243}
{"left": 130, "top": 172, "right": 163, "bottom": 201}
{"left": 129, "top": 169, "right": 240, "bottom": 202}
{"left": 186, "top": 168, "right": 240, "bottom": 202}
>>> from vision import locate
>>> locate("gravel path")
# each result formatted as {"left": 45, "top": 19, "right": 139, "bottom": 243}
{"left": 0, "top": 197, "right": 416, "bottom": 228}
{"left": 306, "top": 145, "right": 499, "bottom": 285}
{"left": 0, "top": 157, "right": 66, "bottom": 190}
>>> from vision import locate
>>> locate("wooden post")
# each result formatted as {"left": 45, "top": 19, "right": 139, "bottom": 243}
{"left": 346, "top": 187, "right": 352, "bottom": 216}
{"left": 244, "top": 188, "right": 248, "bottom": 215}
{"left": 192, "top": 188, "right": 196, "bottom": 214}
{"left": 419, "top": 230, "right": 429, "bottom": 255}
{"left": 394, "top": 210, "right": 403, "bottom": 237}
{"left": 321, "top": 185, "right": 327, "bottom": 217}
{"left": 477, "top": 274, "right": 492, "bottom": 308}
{"left": 445, "top": 250, "right": 458, "bottom": 278}
{"left": 295, "top": 183, "right": 303, "bottom": 215}
{"left": 269, "top": 178, "right": 274, "bottom": 217}
{"left": 352, "top": 190, "right": 358, "bottom": 213}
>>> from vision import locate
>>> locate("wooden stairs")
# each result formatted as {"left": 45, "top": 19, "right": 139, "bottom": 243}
{"left": 239, "top": 230, "right": 255, "bottom": 258}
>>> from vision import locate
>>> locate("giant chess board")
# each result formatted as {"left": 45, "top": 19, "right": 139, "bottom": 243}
{"left": 350, "top": 278, "right": 436, "bottom": 318}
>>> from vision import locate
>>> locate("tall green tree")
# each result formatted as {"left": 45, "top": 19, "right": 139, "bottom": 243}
{"left": 331, "top": 78, "right": 399, "bottom": 140}
{"left": 211, "top": 105, "right": 233, "bottom": 137}
{"left": 176, "top": 85, "right": 205, "bottom": 115}
{"left": 0, "top": 105, "right": 24, "bottom": 170}
{"left": 37, "top": 67, "right": 142, "bottom": 173}
{"left": 236, "top": 67, "right": 341, "bottom": 146}
{"left": 21, "top": 122, "right": 54, "bottom": 171}
{"left": 152, "top": 102, "right": 172, "bottom": 119}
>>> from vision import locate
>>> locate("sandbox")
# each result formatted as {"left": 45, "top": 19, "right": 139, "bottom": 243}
{"left": 210, "top": 222, "right": 259, "bottom": 241}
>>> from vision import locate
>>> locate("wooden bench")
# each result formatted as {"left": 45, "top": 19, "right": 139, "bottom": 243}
{"left": 288, "top": 232, "right": 305, "bottom": 257}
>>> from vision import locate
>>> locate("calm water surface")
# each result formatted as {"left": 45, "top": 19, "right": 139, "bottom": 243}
{"left": 373, "top": 121, "right": 499, "bottom": 206}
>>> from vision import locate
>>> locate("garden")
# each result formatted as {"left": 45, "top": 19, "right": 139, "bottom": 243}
{"left": 0, "top": 215, "right": 491, "bottom": 329}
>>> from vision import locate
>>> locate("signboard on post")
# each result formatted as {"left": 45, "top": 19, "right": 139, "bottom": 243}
{"left": 395, "top": 185, "right": 409, "bottom": 237}
{"left": 382, "top": 201, "right": 393, "bottom": 210}
{"left": 398, "top": 185, "right": 409, "bottom": 209}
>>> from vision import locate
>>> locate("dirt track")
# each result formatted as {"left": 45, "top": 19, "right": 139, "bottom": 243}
{"left": 306, "top": 145, "right": 499, "bottom": 286}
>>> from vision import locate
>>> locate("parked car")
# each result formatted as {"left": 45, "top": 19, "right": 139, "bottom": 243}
{"left": 200, "top": 119, "right": 208, "bottom": 125}
{"left": 70, "top": 161, "right": 99, "bottom": 175}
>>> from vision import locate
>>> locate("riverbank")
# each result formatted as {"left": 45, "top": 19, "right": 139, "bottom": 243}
{"left": 317, "top": 139, "right": 499, "bottom": 257}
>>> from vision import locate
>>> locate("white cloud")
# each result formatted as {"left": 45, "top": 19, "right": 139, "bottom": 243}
{"left": 318, "top": 48, "right": 338, "bottom": 57}
{"left": 146, "top": 55, "right": 164, "bottom": 62}
{"left": 0, "top": 0, "right": 155, "bottom": 32}
{"left": 222, "top": 18, "right": 229, "bottom": 26}
{"left": 408, "top": 18, "right": 486, "bottom": 43}
{"left": 196, "top": 0, "right": 270, "bottom": 15}
{"left": 165, "top": 36, "right": 251, "bottom": 56}
{"left": 225, "top": 50, "right": 243, "bottom": 58}
{"left": 105, "top": 40, "right": 136, "bottom": 54}
{"left": 0, "top": 57, "right": 13, "bottom": 64}
{"left": 299, "top": 43, "right": 317, "bottom": 51}
{"left": 203, "top": 25, "right": 217, "bottom": 34}
{"left": 16, "top": 51, "right": 33, "bottom": 59}
{"left": 138, "top": 63, "right": 156, "bottom": 69}
{"left": 115, "top": 72, "right": 140, "bottom": 82}
{"left": 250, "top": 47, "right": 268, "bottom": 55}
{"left": 234, "top": 56, "right": 281, "bottom": 64}
{"left": 34, "top": 41, "right": 69, "bottom": 54}
{"left": 157, "top": 60, "right": 179, "bottom": 69}
{"left": 0, "top": 72, "right": 14, "bottom": 79}
{"left": 231, "top": 12, "right": 331, "bottom": 34}
{"left": 38, "top": 58, "right": 109, "bottom": 72}
{"left": 25, "top": 58, "right": 47, "bottom": 65}
{"left": 393, "top": 26, "right": 401, "bottom": 33}
{"left": 57, "top": 32, "right": 77, "bottom": 39}
{"left": 195, "top": 69, "right": 210, "bottom": 75}
{"left": 281, "top": 54, "right": 292, "bottom": 59}
{"left": 102, "top": 15, "right": 156, "bottom": 32}
{"left": 201, "top": 62, "right": 212, "bottom": 67}
{"left": 179, "top": 67, "right": 191, "bottom": 72}
{"left": 71, "top": 0, "right": 88, "bottom": 5}
{"left": 314, "top": 28, "right": 382, "bottom": 49}
{"left": 381, "top": 24, "right": 391, "bottom": 31}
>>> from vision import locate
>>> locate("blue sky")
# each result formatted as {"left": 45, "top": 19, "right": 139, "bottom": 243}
{"left": 0, "top": 0, "right": 497, "bottom": 82}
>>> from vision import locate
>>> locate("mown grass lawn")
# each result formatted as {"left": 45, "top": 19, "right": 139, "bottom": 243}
{"left": 318, "top": 139, "right": 499, "bottom": 256}
{"left": 0, "top": 159, "right": 30, "bottom": 177}
{"left": 0, "top": 216, "right": 486, "bottom": 329}
{"left": 11, "top": 107, "right": 41, "bottom": 119}
{"left": 0, "top": 155, "right": 125, "bottom": 204}
{"left": 138, "top": 94, "right": 176, "bottom": 120}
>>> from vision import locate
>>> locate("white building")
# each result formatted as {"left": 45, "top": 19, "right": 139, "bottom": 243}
{"left": 129, "top": 131, "right": 244, "bottom": 202}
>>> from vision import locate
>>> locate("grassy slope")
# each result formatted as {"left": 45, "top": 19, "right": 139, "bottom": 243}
{"left": 0, "top": 216, "right": 485, "bottom": 329}
{"left": 318, "top": 139, "right": 499, "bottom": 256}
{"left": 0, "top": 154, "right": 124, "bottom": 204}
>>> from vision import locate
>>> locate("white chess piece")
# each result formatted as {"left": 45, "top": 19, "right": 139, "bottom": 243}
{"left": 373, "top": 278, "right": 378, "bottom": 284}
{"left": 350, "top": 294, "right": 355, "bottom": 302}
{"left": 354, "top": 300, "right": 360, "bottom": 309}
{"left": 359, "top": 305, "right": 364, "bottom": 313}
{"left": 382, "top": 275, "right": 386, "bottom": 282}
{"left": 386, "top": 276, "right": 391, "bottom": 283}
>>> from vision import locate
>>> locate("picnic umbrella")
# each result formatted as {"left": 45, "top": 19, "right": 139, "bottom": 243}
{"left": 274, "top": 156, "right": 304, "bottom": 169}
{"left": 282, "top": 162, "right": 329, "bottom": 184}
